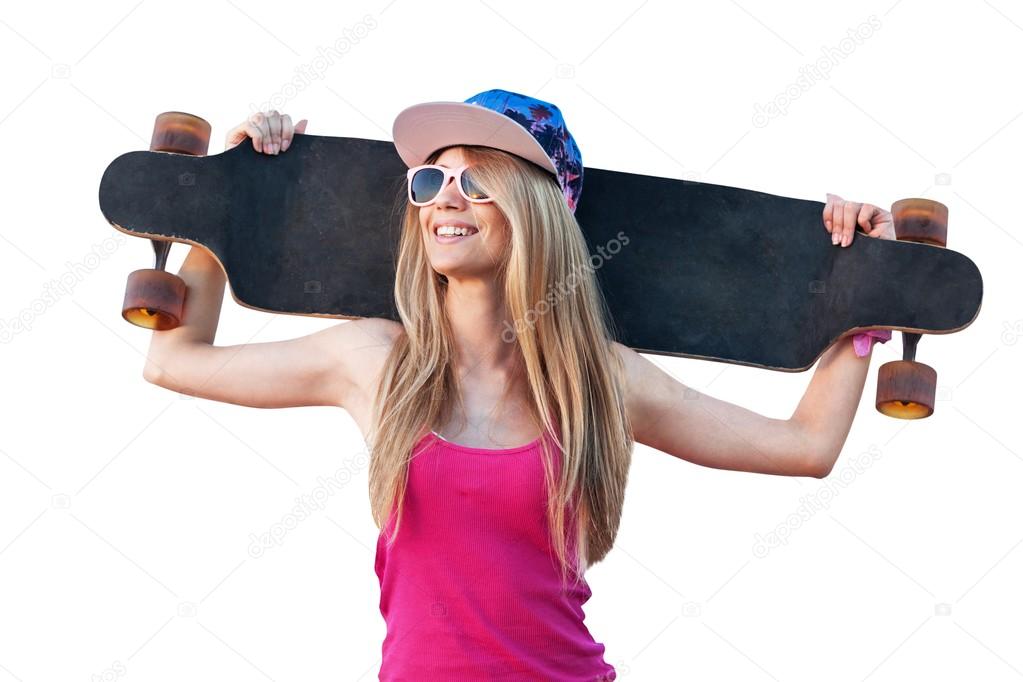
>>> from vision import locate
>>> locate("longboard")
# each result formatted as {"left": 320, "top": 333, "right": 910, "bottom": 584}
{"left": 100, "top": 132, "right": 983, "bottom": 373}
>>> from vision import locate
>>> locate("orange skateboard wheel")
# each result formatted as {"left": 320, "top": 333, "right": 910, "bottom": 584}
{"left": 122, "top": 268, "right": 186, "bottom": 330}
{"left": 891, "top": 198, "right": 948, "bottom": 247}
{"left": 150, "top": 111, "right": 212, "bottom": 156}
{"left": 875, "top": 359, "right": 937, "bottom": 419}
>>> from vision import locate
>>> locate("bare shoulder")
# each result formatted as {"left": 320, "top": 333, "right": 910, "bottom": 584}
{"left": 326, "top": 317, "right": 404, "bottom": 413}
{"left": 609, "top": 340, "right": 643, "bottom": 410}
{"left": 609, "top": 340, "right": 643, "bottom": 380}
{"left": 329, "top": 316, "right": 404, "bottom": 368}
{"left": 610, "top": 340, "right": 634, "bottom": 359}
{"left": 338, "top": 316, "right": 404, "bottom": 346}
{"left": 608, "top": 340, "right": 683, "bottom": 441}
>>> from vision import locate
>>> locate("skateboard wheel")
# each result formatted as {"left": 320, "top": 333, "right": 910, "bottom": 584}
{"left": 122, "top": 268, "right": 187, "bottom": 330}
{"left": 150, "top": 111, "right": 212, "bottom": 155}
{"left": 891, "top": 198, "right": 948, "bottom": 247}
{"left": 875, "top": 360, "right": 937, "bottom": 419}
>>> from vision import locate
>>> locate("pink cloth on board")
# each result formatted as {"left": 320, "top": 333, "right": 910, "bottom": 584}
{"left": 374, "top": 429, "right": 616, "bottom": 681}
{"left": 852, "top": 329, "right": 892, "bottom": 357}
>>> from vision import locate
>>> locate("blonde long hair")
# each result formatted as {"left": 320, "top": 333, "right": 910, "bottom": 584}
{"left": 368, "top": 144, "right": 633, "bottom": 587}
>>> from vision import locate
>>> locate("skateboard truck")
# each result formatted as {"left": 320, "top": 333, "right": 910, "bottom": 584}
{"left": 121, "top": 111, "right": 211, "bottom": 330}
{"left": 874, "top": 198, "right": 948, "bottom": 419}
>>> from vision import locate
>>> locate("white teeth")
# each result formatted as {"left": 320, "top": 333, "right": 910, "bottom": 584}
{"left": 436, "top": 225, "right": 476, "bottom": 236}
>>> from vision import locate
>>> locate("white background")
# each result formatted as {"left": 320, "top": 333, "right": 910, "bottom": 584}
{"left": 1, "top": 1, "right": 1020, "bottom": 680}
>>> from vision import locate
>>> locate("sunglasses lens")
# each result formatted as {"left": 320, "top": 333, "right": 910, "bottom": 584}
{"left": 409, "top": 167, "right": 444, "bottom": 204}
{"left": 460, "top": 169, "right": 489, "bottom": 201}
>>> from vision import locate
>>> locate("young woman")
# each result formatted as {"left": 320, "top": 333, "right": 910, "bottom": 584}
{"left": 143, "top": 89, "right": 895, "bottom": 681}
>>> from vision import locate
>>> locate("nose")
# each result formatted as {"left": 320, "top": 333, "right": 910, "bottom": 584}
{"left": 433, "top": 173, "right": 467, "bottom": 209}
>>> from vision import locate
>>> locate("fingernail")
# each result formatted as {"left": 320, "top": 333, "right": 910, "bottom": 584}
{"left": 832, "top": 232, "right": 839, "bottom": 244}
{"left": 281, "top": 139, "right": 290, "bottom": 151}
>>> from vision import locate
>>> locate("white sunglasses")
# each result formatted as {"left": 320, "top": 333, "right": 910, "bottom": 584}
{"left": 406, "top": 164, "right": 494, "bottom": 206}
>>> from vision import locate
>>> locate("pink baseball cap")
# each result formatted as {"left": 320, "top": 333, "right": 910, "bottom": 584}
{"left": 392, "top": 88, "right": 584, "bottom": 212}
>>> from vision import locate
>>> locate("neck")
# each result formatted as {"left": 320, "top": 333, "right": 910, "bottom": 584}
{"left": 442, "top": 276, "right": 521, "bottom": 380}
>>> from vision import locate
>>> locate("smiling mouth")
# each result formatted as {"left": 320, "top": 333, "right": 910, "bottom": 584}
{"left": 433, "top": 230, "right": 478, "bottom": 243}
{"left": 433, "top": 225, "right": 479, "bottom": 236}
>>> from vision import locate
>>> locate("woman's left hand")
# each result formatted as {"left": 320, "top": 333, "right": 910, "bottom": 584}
{"left": 822, "top": 193, "right": 895, "bottom": 247}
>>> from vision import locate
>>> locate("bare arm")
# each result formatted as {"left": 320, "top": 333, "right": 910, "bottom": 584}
{"left": 614, "top": 341, "right": 822, "bottom": 478}
{"left": 788, "top": 332, "right": 873, "bottom": 476}
{"left": 142, "top": 108, "right": 400, "bottom": 411}
{"left": 143, "top": 247, "right": 400, "bottom": 410}
{"left": 142, "top": 244, "right": 226, "bottom": 384}
{"left": 616, "top": 193, "right": 894, "bottom": 478}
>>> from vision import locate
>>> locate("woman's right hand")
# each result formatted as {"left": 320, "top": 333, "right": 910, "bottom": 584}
{"left": 225, "top": 110, "right": 308, "bottom": 155}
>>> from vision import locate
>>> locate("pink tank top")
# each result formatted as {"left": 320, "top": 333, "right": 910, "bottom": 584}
{"left": 374, "top": 428, "right": 617, "bottom": 681}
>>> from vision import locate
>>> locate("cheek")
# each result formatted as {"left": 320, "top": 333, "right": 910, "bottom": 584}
{"left": 479, "top": 206, "right": 509, "bottom": 239}
{"left": 419, "top": 210, "right": 433, "bottom": 239}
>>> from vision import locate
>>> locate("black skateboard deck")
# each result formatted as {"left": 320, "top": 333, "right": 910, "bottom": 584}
{"left": 99, "top": 133, "right": 983, "bottom": 371}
